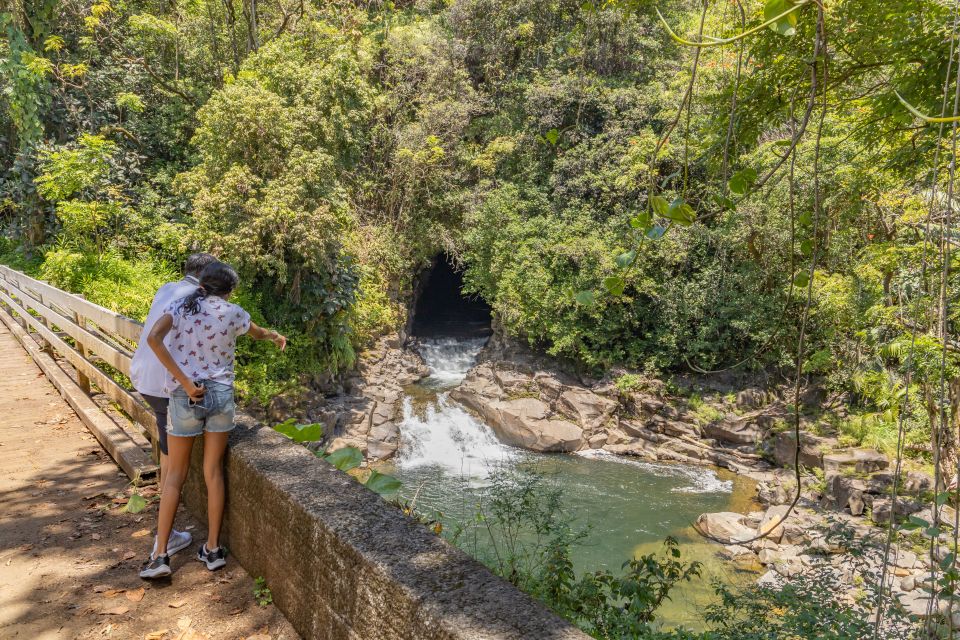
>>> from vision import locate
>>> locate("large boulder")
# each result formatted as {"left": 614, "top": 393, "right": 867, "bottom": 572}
{"left": 823, "top": 449, "right": 889, "bottom": 476}
{"left": 758, "top": 505, "right": 791, "bottom": 543}
{"left": 829, "top": 475, "right": 868, "bottom": 516}
{"left": 773, "top": 430, "right": 832, "bottom": 469}
{"left": 703, "top": 415, "right": 763, "bottom": 446}
{"left": 490, "top": 398, "right": 583, "bottom": 452}
{"left": 367, "top": 421, "right": 400, "bottom": 460}
{"left": 694, "top": 512, "right": 756, "bottom": 543}
{"left": 557, "top": 387, "right": 618, "bottom": 431}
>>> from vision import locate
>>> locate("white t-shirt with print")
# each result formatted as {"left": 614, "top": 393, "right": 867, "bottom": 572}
{"left": 130, "top": 275, "right": 200, "bottom": 398}
{"left": 161, "top": 295, "right": 251, "bottom": 394}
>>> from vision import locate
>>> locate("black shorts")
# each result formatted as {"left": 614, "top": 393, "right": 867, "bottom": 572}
{"left": 141, "top": 394, "right": 169, "bottom": 456}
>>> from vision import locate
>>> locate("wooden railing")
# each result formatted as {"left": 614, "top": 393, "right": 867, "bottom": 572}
{"left": 0, "top": 264, "right": 158, "bottom": 481}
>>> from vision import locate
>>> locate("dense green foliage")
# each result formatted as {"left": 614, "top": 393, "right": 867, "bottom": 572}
{"left": 2, "top": 0, "right": 959, "bottom": 462}
{"left": 4, "top": 0, "right": 960, "bottom": 636}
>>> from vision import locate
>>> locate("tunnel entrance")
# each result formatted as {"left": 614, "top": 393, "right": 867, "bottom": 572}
{"left": 411, "top": 255, "right": 492, "bottom": 338}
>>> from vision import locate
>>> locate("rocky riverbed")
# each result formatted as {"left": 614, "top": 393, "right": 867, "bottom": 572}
{"left": 264, "top": 331, "right": 956, "bottom": 626}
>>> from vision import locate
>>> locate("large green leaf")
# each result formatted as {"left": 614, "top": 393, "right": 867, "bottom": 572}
{"left": 793, "top": 271, "right": 810, "bottom": 288}
{"left": 365, "top": 470, "right": 402, "bottom": 495}
{"left": 575, "top": 290, "right": 596, "bottom": 306}
{"left": 650, "top": 195, "right": 670, "bottom": 217}
{"left": 273, "top": 419, "right": 324, "bottom": 443}
{"left": 615, "top": 251, "right": 636, "bottom": 269}
{"left": 764, "top": 0, "right": 799, "bottom": 36}
{"left": 544, "top": 128, "right": 560, "bottom": 145}
{"left": 728, "top": 167, "right": 757, "bottom": 196}
{"left": 603, "top": 275, "right": 626, "bottom": 296}
{"left": 663, "top": 199, "right": 696, "bottom": 226}
{"left": 324, "top": 446, "right": 363, "bottom": 472}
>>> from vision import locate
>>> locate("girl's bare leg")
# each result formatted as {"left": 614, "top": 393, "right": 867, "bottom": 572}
{"left": 202, "top": 431, "right": 230, "bottom": 549}
{"left": 155, "top": 434, "right": 196, "bottom": 556}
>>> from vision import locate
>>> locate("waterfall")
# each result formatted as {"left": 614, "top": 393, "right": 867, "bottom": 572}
{"left": 394, "top": 337, "right": 520, "bottom": 478}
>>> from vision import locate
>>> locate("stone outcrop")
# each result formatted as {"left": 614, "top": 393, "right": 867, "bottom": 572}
{"left": 773, "top": 430, "right": 833, "bottom": 469}
{"left": 314, "top": 334, "right": 429, "bottom": 461}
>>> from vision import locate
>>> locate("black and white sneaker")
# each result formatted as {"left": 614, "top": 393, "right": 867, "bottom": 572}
{"left": 196, "top": 544, "right": 226, "bottom": 571}
{"left": 139, "top": 554, "right": 171, "bottom": 579}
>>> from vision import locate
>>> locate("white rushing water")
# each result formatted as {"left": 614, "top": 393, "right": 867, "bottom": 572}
{"left": 575, "top": 449, "right": 733, "bottom": 494}
{"left": 394, "top": 336, "right": 520, "bottom": 478}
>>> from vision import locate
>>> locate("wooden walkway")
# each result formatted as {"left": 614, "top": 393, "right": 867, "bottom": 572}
{"left": 0, "top": 322, "right": 297, "bottom": 640}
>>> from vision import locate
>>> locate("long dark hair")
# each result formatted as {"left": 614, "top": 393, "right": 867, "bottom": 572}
{"left": 179, "top": 261, "right": 239, "bottom": 316}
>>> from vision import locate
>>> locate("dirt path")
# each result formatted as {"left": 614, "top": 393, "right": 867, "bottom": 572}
{"left": 0, "top": 322, "right": 299, "bottom": 640}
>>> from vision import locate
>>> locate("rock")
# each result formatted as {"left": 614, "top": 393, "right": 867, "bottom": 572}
{"left": 720, "top": 545, "right": 755, "bottom": 559}
{"left": 756, "top": 570, "right": 783, "bottom": 588}
{"left": 773, "top": 557, "right": 804, "bottom": 577}
{"left": 736, "top": 388, "right": 768, "bottom": 410}
{"left": 493, "top": 367, "right": 537, "bottom": 396}
{"left": 900, "top": 575, "right": 917, "bottom": 592}
{"left": 865, "top": 472, "right": 894, "bottom": 494}
{"left": 823, "top": 449, "right": 889, "bottom": 475}
{"left": 905, "top": 471, "right": 935, "bottom": 494}
{"left": 367, "top": 421, "right": 399, "bottom": 460}
{"left": 781, "top": 523, "right": 809, "bottom": 545}
{"left": 703, "top": 415, "right": 763, "bottom": 446}
{"left": 486, "top": 398, "right": 584, "bottom": 452}
{"left": 587, "top": 433, "right": 607, "bottom": 449}
{"left": 758, "top": 505, "right": 790, "bottom": 543}
{"left": 773, "top": 430, "right": 831, "bottom": 469}
{"left": 757, "top": 548, "right": 780, "bottom": 565}
{"left": 829, "top": 475, "right": 868, "bottom": 516}
{"left": 533, "top": 372, "right": 569, "bottom": 402}
{"left": 871, "top": 497, "right": 923, "bottom": 524}
{"left": 757, "top": 480, "right": 791, "bottom": 506}
{"left": 694, "top": 512, "right": 755, "bottom": 543}
{"left": 557, "top": 387, "right": 618, "bottom": 431}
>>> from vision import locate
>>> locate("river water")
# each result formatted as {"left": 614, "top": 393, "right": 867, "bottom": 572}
{"left": 385, "top": 337, "right": 758, "bottom": 629}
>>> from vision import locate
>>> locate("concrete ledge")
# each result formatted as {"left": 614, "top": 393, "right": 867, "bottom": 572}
{"left": 183, "top": 416, "right": 587, "bottom": 640}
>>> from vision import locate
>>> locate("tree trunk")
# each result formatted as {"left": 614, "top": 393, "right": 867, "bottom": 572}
{"left": 927, "top": 377, "right": 960, "bottom": 492}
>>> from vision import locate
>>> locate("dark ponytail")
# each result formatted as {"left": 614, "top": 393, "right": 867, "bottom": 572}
{"left": 178, "top": 261, "right": 239, "bottom": 316}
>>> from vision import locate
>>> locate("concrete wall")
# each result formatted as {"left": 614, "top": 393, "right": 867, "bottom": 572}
{"left": 183, "top": 416, "right": 588, "bottom": 640}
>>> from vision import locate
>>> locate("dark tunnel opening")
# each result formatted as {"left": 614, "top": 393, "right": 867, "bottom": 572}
{"left": 411, "top": 255, "right": 492, "bottom": 338}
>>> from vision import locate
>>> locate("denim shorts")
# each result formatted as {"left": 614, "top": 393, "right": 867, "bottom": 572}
{"left": 168, "top": 380, "right": 236, "bottom": 437}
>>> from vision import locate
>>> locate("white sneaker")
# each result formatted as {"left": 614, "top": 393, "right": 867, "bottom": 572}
{"left": 152, "top": 529, "right": 193, "bottom": 557}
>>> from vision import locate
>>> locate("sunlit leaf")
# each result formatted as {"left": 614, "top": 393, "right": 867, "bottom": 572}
{"left": 728, "top": 167, "right": 757, "bottom": 196}
{"left": 126, "top": 493, "right": 147, "bottom": 514}
{"left": 324, "top": 446, "right": 363, "bottom": 472}
{"left": 273, "top": 419, "right": 323, "bottom": 442}
{"left": 544, "top": 128, "right": 560, "bottom": 145}
{"left": 793, "top": 271, "right": 810, "bottom": 288}
{"left": 365, "top": 470, "right": 402, "bottom": 495}
{"left": 615, "top": 251, "right": 636, "bottom": 269}
{"left": 603, "top": 276, "right": 626, "bottom": 296}
{"left": 650, "top": 195, "right": 670, "bottom": 217}
{"left": 575, "top": 290, "right": 596, "bottom": 306}
{"left": 764, "top": 0, "right": 799, "bottom": 36}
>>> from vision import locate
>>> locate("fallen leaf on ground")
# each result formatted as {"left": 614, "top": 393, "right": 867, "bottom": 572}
{"left": 229, "top": 608, "right": 243, "bottom": 615}
{"left": 144, "top": 630, "right": 168, "bottom": 640}
{"left": 103, "top": 589, "right": 125, "bottom": 598}
{"left": 169, "top": 598, "right": 187, "bottom": 608}
{"left": 209, "top": 594, "right": 222, "bottom": 602}
{"left": 131, "top": 529, "right": 151, "bottom": 538}
{"left": 93, "top": 585, "right": 111, "bottom": 593}
{"left": 125, "top": 587, "right": 145, "bottom": 602}
{"left": 176, "top": 630, "right": 209, "bottom": 640}
{"left": 101, "top": 605, "right": 129, "bottom": 616}
{"left": 123, "top": 551, "right": 137, "bottom": 560}
{"left": 245, "top": 635, "right": 271, "bottom": 640}
{"left": 91, "top": 533, "right": 102, "bottom": 540}
{"left": 177, "top": 616, "right": 192, "bottom": 630}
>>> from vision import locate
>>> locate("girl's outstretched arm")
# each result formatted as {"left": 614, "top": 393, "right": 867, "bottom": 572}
{"left": 147, "top": 314, "right": 205, "bottom": 400}
{"left": 247, "top": 321, "right": 287, "bottom": 351}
